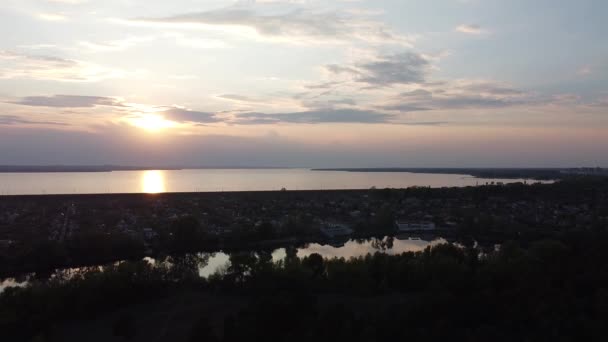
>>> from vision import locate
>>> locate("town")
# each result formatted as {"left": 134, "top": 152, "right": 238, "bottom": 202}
{"left": 1, "top": 177, "right": 607, "bottom": 277}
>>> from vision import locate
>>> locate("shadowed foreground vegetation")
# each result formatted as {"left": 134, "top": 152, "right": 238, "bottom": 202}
{"left": 2, "top": 231, "right": 608, "bottom": 341}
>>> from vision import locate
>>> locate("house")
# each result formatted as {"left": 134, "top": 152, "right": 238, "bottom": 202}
{"left": 395, "top": 221, "right": 436, "bottom": 232}
{"left": 320, "top": 223, "right": 353, "bottom": 238}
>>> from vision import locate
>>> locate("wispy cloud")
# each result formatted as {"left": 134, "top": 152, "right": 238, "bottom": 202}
{"left": 38, "top": 13, "right": 68, "bottom": 21}
{"left": 377, "top": 80, "right": 532, "bottom": 112}
{"left": 217, "top": 94, "right": 266, "bottom": 103}
{"left": 135, "top": 7, "right": 411, "bottom": 45}
{"left": 300, "top": 98, "right": 357, "bottom": 109}
{"left": 78, "top": 33, "right": 227, "bottom": 53}
{"left": 0, "top": 115, "right": 69, "bottom": 126}
{"left": 10, "top": 95, "right": 123, "bottom": 108}
{"left": 455, "top": 24, "right": 485, "bottom": 35}
{"left": 233, "top": 108, "right": 397, "bottom": 125}
{"left": 79, "top": 36, "right": 155, "bottom": 52}
{"left": 0, "top": 51, "right": 126, "bottom": 82}
{"left": 323, "top": 52, "right": 431, "bottom": 87}
{"left": 162, "top": 107, "right": 223, "bottom": 124}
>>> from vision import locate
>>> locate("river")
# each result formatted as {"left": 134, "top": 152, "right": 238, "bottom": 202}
{"left": 0, "top": 168, "right": 543, "bottom": 195}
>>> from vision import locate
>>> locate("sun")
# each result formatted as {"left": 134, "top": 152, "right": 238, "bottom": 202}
{"left": 131, "top": 114, "right": 175, "bottom": 132}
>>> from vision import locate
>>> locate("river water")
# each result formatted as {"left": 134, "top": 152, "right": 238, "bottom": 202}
{"left": 0, "top": 168, "right": 542, "bottom": 195}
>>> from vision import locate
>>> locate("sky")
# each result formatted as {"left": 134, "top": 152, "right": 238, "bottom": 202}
{"left": 0, "top": 0, "right": 607, "bottom": 167}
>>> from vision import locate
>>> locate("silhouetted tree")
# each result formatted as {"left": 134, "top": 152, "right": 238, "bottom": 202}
{"left": 112, "top": 314, "right": 136, "bottom": 340}
{"left": 302, "top": 253, "right": 324, "bottom": 278}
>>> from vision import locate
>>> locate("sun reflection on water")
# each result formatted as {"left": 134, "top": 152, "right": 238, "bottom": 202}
{"left": 142, "top": 170, "right": 166, "bottom": 194}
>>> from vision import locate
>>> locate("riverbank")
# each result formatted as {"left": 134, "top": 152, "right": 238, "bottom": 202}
{"left": 312, "top": 167, "right": 574, "bottom": 180}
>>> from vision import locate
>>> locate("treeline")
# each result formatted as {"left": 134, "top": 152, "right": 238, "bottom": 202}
{"left": 313, "top": 167, "right": 571, "bottom": 180}
{"left": 2, "top": 231, "right": 608, "bottom": 341}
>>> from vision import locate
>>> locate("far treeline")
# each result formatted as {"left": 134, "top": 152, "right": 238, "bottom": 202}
{"left": 313, "top": 167, "right": 608, "bottom": 180}
{"left": 0, "top": 165, "right": 182, "bottom": 173}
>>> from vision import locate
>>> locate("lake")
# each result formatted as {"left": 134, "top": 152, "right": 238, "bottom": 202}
{"left": 0, "top": 235, "right": 448, "bottom": 292}
{"left": 0, "top": 168, "right": 541, "bottom": 195}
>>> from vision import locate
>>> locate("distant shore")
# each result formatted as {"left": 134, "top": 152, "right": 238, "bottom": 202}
{"left": 0, "top": 165, "right": 183, "bottom": 173}
{"left": 0, "top": 166, "right": 291, "bottom": 173}
{"left": 312, "top": 167, "right": 586, "bottom": 180}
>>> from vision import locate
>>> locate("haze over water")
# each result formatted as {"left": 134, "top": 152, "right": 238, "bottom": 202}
{"left": 0, "top": 169, "right": 540, "bottom": 195}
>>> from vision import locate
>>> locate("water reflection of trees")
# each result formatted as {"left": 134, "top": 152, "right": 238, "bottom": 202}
{"left": 369, "top": 236, "right": 394, "bottom": 251}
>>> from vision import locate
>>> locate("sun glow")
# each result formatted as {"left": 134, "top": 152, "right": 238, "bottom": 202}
{"left": 131, "top": 114, "right": 175, "bottom": 132}
{"left": 141, "top": 170, "right": 166, "bottom": 194}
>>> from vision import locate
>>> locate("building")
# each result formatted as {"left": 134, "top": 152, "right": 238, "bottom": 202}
{"left": 395, "top": 221, "right": 436, "bottom": 232}
{"left": 320, "top": 223, "right": 353, "bottom": 238}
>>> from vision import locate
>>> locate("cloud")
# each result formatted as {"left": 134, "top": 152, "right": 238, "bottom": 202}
{"left": 301, "top": 98, "right": 357, "bottom": 109}
{"left": 377, "top": 81, "right": 531, "bottom": 112}
{"left": 374, "top": 103, "right": 430, "bottom": 112}
{"left": 11, "top": 95, "right": 123, "bottom": 108}
{"left": 217, "top": 94, "right": 265, "bottom": 103}
{"left": 455, "top": 24, "right": 485, "bottom": 35}
{"left": 460, "top": 82, "right": 524, "bottom": 95}
{"left": 163, "top": 33, "right": 229, "bottom": 49}
{"left": 304, "top": 81, "right": 345, "bottom": 90}
{"left": 137, "top": 8, "right": 410, "bottom": 45}
{"left": 6, "top": 93, "right": 225, "bottom": 127}
{"left": 0, "top": 51, "right": 126, "bottom": 82}
{"left": 38, "top": 13, "right": 67, "bottom": 21}
{"left": 79, "top": 36, "right": 156, "bottom": 52}
{"left": 78, "top": 33, "right": 227, "bottom": 53}
{"left": 233, "top": 108, "right": 396, "bottom": 124}
{"left": 426, "top": 96, "right": 523, "bottom": 109}
{"left": 162, "top": 107, "right": 223, "bottom": 124}
{"left": 0, "top": 115, "right": 68, "bottom": 126}
{"left": 324, "top": 52, "right": 430, "bottom": 87}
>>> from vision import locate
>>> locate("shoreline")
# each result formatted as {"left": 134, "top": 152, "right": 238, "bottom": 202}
{"left": 0, "top": 183, "right": 548, "bottom": 199}
{"left": 311, "top": 167, "right": 567, "bottom": 180}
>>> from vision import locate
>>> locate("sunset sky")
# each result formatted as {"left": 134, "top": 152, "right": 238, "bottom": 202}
{"left": 1, "top": 0, "right": 607, "bottom": 167}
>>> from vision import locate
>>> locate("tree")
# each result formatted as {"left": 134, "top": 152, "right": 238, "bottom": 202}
{"left": 228, "top": 252, "right": 257, "bottom": 283}
{"left": 189, "top": 316, "right": 219, "bottom": 342}
{"left": 112, "top": 314, "right": 136, "bottom": 340}
{"left": 171, "top": 216, "right": 204, "bottom": 252}
{"left": 303, "top": 253, "right": 325, "bottom": 278}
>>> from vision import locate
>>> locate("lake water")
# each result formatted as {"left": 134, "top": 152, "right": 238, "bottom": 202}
{"left": 0, "top": 168, "right": 541, "bottom": 195}
{"left": 0, "top": 236, "right": 447, "bottom": 292}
